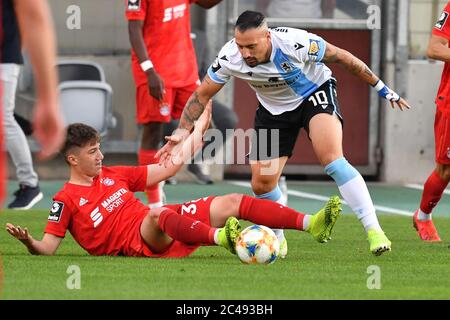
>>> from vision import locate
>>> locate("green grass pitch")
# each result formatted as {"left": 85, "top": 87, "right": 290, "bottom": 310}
{"left": 1, "top": 180, "right": 450, "bottom": 300}
{"left": 1, "top": 207, "right": 450, "bottom": 300}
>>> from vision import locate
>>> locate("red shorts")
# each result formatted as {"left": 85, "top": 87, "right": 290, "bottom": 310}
{"left": 135, "top": 82, "right": 198, "bottom": 124}
{"left": 435, "top": 100, "right": 450, "bottom": 164}
{"left": 126, "top": 196, "right": 216, "bottom": 258}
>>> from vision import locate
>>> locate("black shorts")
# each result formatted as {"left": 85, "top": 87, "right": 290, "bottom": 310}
{"left": 250, "top": 78, "right": 343, "bottom": 161}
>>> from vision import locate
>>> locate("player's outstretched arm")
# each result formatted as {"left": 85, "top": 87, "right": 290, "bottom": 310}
{"left": 156, "top": 75, "right": 223, "bottom": 164}
{"left": 322, "top": 41, "right": 411, "bottom": 111}
{"left": 147, "top": 100, "right": 212, "bottom": 185}
{"left": 6, "top": 223, "right": 62, "bottom": 256}
{"left": 427, "top": 34, "right": 450, "bottom": 62}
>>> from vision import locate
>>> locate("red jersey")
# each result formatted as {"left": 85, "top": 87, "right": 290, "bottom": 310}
{"left": 125, "top": 0, "right": 199, "bottom": 88}
{"left": 433, "top": 2, "right": 450, "bottom": 103}
{"left": 44, "top": 166, "right": 150, "bottom": 256}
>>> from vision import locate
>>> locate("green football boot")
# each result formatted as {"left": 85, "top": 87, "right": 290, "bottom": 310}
{"left": 306, "top": 196, "right": 341, "bottom": 243}
{"left": 367, "top": 229, "right": 392, "bottom": 256}
{"left": 217, "top": 216, "right": 242, "bottom": 254}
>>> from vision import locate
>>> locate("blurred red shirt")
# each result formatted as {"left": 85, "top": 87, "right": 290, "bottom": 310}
{"left": 433, "top": 2, "right": 450, "bottom": 103}
{"left": 125, "top": 0, "right": 199, "bottom": 88}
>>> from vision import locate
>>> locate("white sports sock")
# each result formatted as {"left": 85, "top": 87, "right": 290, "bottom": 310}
{"left": 338, "top": 175, "right": 382, "bottom": 233}
{"left": 418, "top": 209, "right": 432, "bottom": 221}
{"left": 303, "top": 215, "right": 311, "bottom": 230}
{"left": 149, "top": 201, "right": 164, "bottom": 209}
{"left": 213, "top": 229, "right": 220, "bottom": 245}
{"left": 325, "top": 158, "right": 382, "bottom": 233}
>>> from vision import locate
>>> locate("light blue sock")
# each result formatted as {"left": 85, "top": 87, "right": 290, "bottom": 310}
{"left": 325, "top": 157, "right": 382, "bottom": 232}
{"left": 324, "top": 157, "right": 359, "bottom": 186}
{"left": 255, "top": 186, "right": 285, "bottom": 239}
{"left": 255, "top": 186, "right": 282, "bottom": 202}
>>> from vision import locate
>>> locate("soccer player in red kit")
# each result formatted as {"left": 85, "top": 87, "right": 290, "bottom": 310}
{"left": 413, "top": 2, "right": 450, "bottom": 241}
{"left": 6, "top": 104, "right": 341, "bottom": 258}
{"left": 126, "top": 0, "right": 222, "bottom": 208}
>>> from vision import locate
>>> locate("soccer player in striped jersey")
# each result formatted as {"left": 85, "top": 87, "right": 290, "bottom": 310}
{"left": 158, "top": 10, "right": 411, "bottom": 256}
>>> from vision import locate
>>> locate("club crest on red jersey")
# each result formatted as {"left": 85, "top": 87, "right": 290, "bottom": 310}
{"left": 101, "top": 178, "right": 115, "bottom": 186}
{"left": 160, "top": 104, "right": 170, "bottom": 116}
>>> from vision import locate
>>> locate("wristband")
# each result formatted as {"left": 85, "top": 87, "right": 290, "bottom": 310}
{"left": 373, "top": 80, "right": 400, "bottom": 102}
{"left": 140, "top": 60, "right": 153, "bottom": 72}
{"left": 373, "top": 80, "right": 385, "bottom": 91}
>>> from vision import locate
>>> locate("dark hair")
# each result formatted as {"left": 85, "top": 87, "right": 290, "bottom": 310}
{"left": 61, "top": 123, "right": 100, "bottom": 161}
{"left": 235, "top": 10, "right": 266, "bottom": 32}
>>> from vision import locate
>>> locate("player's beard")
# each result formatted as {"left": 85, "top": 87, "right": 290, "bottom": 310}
{"left": 244, "top": 57, "right": 258, "bottom": 67}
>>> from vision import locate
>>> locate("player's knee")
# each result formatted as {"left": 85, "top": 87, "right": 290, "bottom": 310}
{"left": 322, "top": 154, "right": 345, "bottom": 168}
{"left": 148, "top": 207, "right": 167, "bottom": 222}
{"left": 251, "top": 178, "right": 278, "bottom": 195}
{"left": 217, "top": 194, "right": 243, "bottom": 218}
{"left": 437, "top": 165, "right": 450, "bottom": 181}
{"left": 226, "top": 193, "right": 244, "bottom": 212}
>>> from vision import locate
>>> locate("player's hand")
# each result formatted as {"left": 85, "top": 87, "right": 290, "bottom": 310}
{"left": 374, "top": 80, "right": 411, "bottom": 111}
{"left": 156, "top": 128, "right": 191, "bottom": 167}
{"left": 6, "top": 223, "right": 33, "bottom": 245}
{"left": 33, "top": 100, "right": 66, "bottom": 160}
{"left": 146, "top": 69, "right": 165, "bottom": 101}
{"left": 156, "top": 101, "right": 212, "bottom": 167}
{"left": 389, "top": 96, "right": 411, "bottom": 111}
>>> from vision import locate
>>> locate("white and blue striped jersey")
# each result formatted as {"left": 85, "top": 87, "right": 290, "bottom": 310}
{"left": 207, "top": 27, "right": 332, "bottom": 115}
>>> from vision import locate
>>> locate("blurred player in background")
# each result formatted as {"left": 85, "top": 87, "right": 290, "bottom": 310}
{"left": 6, "top": 112, "right": 341, "bottom": 258}
{"left": 413, "top": 2, "right": 450, "bottom": 242}
{"left": 158, "top": 11, "right": 411, "bottom": 256}
{"left": 126, "top": 0, "right": 222, "bottom": 207}
{"left": 0, "top": 0, "right": 65, "bottom": 207}
{"left": 0, "top": 0, "right": 65, "bottom": 297}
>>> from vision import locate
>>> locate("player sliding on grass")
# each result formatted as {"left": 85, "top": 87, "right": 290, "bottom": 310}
{"left": 6, "top": 103, "right": 341, "bottom": 258}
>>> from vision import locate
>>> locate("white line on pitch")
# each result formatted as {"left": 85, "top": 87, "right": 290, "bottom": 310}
{"left": 228, "top": 181, "right": 413, "bottom": 217}
{"left": 405, "top": 183, "right": 450, "bottom": 195}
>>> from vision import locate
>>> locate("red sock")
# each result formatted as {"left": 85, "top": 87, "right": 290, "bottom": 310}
{"left": 138, "top": 149, "right": 161, "bottom": 204}
{"left": 238, "top": 195, "right": 306, "bottom": 230}
{"left": 158, "top": 208, "right": 217, "bottom": 245}
{"left": 420, "top": 170, "right": 449, "bottom": 214}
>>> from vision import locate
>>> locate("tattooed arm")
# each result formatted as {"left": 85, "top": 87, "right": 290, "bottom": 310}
{"left": 156, "top": 75, "right": 224, "bottom": 165}
{"left": 322, "top": 42, "right": 411, "bottom": 110}
{"left": 178, "top": 75, "right": 224, "bottom": 132}
{"left": 322, "top": 42, "right": 378, "bottom": 85}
